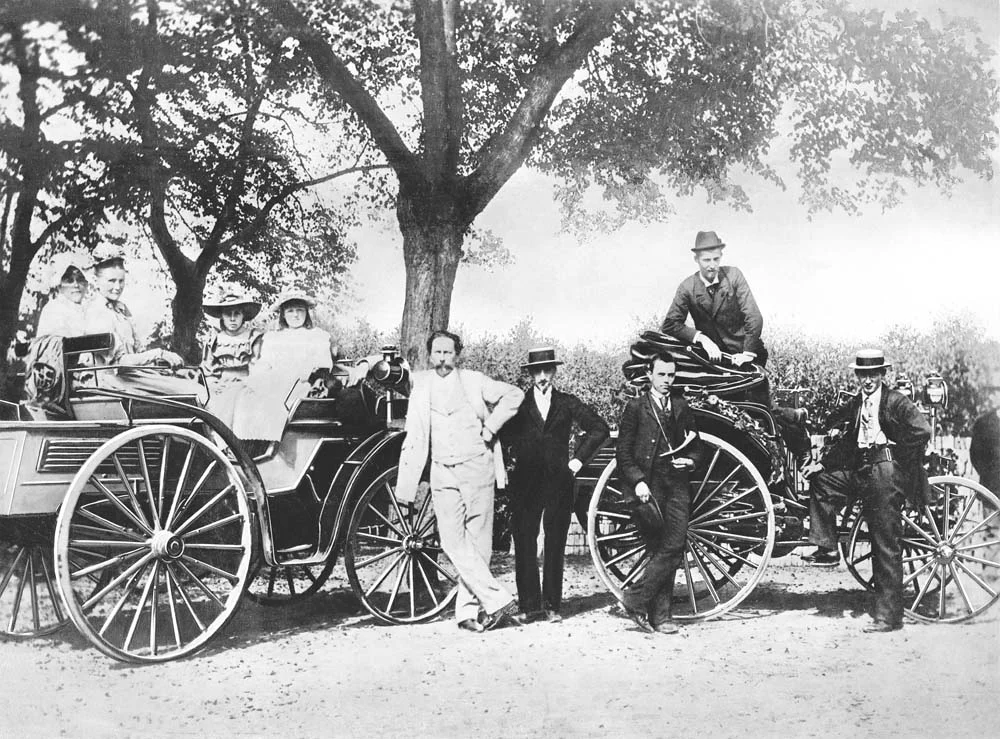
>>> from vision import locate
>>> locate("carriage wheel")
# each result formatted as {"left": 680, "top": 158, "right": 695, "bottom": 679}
{"left": 246, "top": 559, "right": 336, "bottom": 605}
{"left": 0, "top": 525, "right": 66, "bottom": 638}
{"left": 54, "top": 426, "right": 253, "bottom": 662}
{"left": 845, "top": 475, "right": 1000, "bottom": 623}
{"left": 345, "top": 466, "right": 458, "bottom": 624}
{"left": 588, "top": 432, "right": 774, "bottom": 621}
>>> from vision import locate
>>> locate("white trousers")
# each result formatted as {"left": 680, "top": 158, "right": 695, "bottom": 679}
{"left": 431, "top": 452, "right": 512, "bottom": 621}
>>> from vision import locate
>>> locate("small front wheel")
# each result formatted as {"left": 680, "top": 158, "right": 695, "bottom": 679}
{"left": 344, "top": 467, "right": 458, "bottom": 624}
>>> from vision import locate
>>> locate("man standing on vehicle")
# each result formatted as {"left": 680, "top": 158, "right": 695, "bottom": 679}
{"left": 802, "top": 349, "right": 931, "bottom": 632}
{"left": 504, "top": 347, "right": 610, "bottom": 623}
{"left": 616, "top": 349, "right": 700, "bottom": 634}
{"left": 395, "top": 330, "right": 526, "bottom": 633}
{"left": 661, "top": 230, "right": 766, "bottom": 368}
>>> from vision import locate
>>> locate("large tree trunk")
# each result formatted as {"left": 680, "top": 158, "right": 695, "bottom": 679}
{"left": 397, "top": 190, "right": 465, "bottom": 368}
{"left": 169, "top": 271, "right": 207, "bottom": 364}
{"left": 0, "top": 275, "right": 25, "bottom": 400}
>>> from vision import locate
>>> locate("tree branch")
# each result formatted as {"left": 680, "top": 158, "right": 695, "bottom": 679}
{"left": 463, "top": 0, "right": 628, "bottom": 220}
{"left": 265, "top": 0, "right": 423, "bottom": 188}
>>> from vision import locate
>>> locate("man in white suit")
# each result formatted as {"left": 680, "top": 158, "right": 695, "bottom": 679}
{"left": 396, "top": 330, "right": 525, "bottom": 633}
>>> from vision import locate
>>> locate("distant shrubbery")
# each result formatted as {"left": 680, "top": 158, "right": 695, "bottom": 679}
{"left": 330, "top": 313, "right": 999, "bottom": 436}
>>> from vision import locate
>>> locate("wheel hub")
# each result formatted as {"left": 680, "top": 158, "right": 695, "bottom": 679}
{"left": 935, "top": 543, "right": 956, "bottom": 564}
{"left": 402, "top": 535, "right": 424, "bottom": 553}
{"left": 149, "top": 530, "right": 185, "bottom": 560}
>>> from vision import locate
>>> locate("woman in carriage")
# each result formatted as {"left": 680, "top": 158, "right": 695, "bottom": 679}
{"left": 200, "top": 286, "right": 263, "bottom": 426}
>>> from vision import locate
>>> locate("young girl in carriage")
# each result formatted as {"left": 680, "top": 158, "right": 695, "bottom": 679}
{"left": 230, "top": 288, "right": 353, "bottom": 442}
{"left": 201, "top": 287, "right": 263, "bottom": 426}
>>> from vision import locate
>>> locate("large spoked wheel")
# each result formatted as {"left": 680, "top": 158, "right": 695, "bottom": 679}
{"left": 246, "top": 559, "right": 336, "bottom": 605}
{"left": 54, "top": 426, "right": 254, "bottom": 662}
{"left": 588, "top": 432, "right": 774, "bottom": 621}
{"left": 845, "top": 475, "right": 1000, "bottom": 623}
{"left": 345, "top": 466, "right": 458, "bottom": 624}
{"left": 0, "top": 518, "right": 67, "bottom": 638}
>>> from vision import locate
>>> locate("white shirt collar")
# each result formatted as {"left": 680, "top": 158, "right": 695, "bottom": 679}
{"left": 698, "top": 272, "right": 720, "bottom": 289}
{"left": 650, "top": 388, "right": 669, "bottom": 408}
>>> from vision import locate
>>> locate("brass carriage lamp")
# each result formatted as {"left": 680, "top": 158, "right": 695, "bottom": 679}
{"left": 923, "top": 373, "right": 948, "bottom": 408}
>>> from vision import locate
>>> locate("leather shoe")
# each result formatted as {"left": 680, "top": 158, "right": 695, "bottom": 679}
{"left": 482, "top": 601, "right": 525, "bottom": 631}
{"left": 544, "top": 609, "right": 563, "bottom": 623}
{"left": 653, "top": 619, "right": 679, "bottom": 634}
{"left": 623, "top": 606, "right": 655, "bottom": 634}
{"left": 801, "top": 548, "right": 840, "bottom": 567}
{"left": 457, "top": 619, "right": 484, "bottom": 633}
{"left": 863, "top": 620, "right": 902, "bottom": 633}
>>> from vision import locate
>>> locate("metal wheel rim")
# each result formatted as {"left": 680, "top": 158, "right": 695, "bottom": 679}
{"left": 345, "top": 466, "right": 458, "bottom": 624}
{"left": 587, "top": 432, "right": 774, "bottom": 621}
{"left": 0, "top": 541, "right": 67, "bottom": 638}
{"left": 846, "top": 475, "right": 1000, "bottom": 623}
{"left": 54, "top": 425, "right": 253, "bottom": 662}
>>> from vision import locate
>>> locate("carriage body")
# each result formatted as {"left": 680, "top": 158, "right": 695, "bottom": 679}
{"left": 0, "top": 337, "right": 451, "bottom": 662}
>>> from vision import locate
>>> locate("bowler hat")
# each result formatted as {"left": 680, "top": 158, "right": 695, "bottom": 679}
{"left": 521, "top": 347, "right": 564, "bottom": 370}
{"left": 203, "top": 287, "right": 262, "bottom": 321}
{"left": 849, "top": 349, "right": 892, "bottom": 371}
{"left": 692, "top": 231, "right": 726, "bottom": 252}
{"left": 272, "top": 288, "right": 317, "bottom": 313}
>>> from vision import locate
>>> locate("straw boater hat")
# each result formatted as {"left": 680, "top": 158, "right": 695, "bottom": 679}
{"left": 203, "top": 287, "right": 262, "bottom": 321}
{"left": 45, "top": 252, "right": 88, "bottom": 290}
{"left": 849, "top": 349, "right": 892, "bottom": 371}
{"left": 89, "top": 243, "right": 126, "bottom": 271}
{"left": 692, "top": 231, "right": 726, "bottom": 252}
{"left": 272, "top": 288, "right": 317, "bottom": 314}
{"left": 521, "top": 347, "right": 564, "bottom": 370}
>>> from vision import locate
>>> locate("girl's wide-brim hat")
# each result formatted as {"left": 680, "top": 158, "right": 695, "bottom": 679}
{"left": 521, "top": 346, "right": 564, "bottom": 370}
{"left": 89, "top": 243, "right": 127, "bottom": 271}
{"left": 203, "top": 288, "right": 262, "bottom": 320}
{"left": 272, "top": 288, "right": 317, "bottom": 313}
{"left": 45, "top": 252, "right": 89, "bottom": 289}
{"left": 849, "top": 348, "right": 893, "bottom": 371}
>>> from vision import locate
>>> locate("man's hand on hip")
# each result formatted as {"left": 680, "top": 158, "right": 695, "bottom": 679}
{"left": 481, "top": 426, "right": 495, "bottom": 444}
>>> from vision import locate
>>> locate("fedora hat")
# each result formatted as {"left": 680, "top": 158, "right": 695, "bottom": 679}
{"left": 203, "top": 287, "right": 262, "bottom": 321}
{"left": 849, "top": 349, "right": 892, "bottom": 371}
{"left": 272, "top": 288, "right": 317, "bottom": 313}
{"left": 692, "top": 230, "right": 726, "bottom": 252}
{"left": 521, "top": 347, "right": 564, "bottom": 370}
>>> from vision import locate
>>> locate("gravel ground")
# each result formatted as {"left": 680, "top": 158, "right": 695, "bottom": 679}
{"left": 2, "top": 553, "right": 996, "bottom": 739}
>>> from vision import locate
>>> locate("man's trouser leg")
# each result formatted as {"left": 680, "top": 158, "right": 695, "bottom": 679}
{"left": 647, "top": 476, "right": 691, "bottom": 626}
{"left": 862, "top": 463, "right": 905, "bottom": 625}
{"left": 432, "top": 453, "right": 513, "bottom": 622}
{"left": 808, "top": 469, "right": 853, "bottom": 550}
{"left": 541, "top": 490, "right": 574, "bottom": 612}
{"left": 511, "top": 488, "right": 544, "bottom": 613}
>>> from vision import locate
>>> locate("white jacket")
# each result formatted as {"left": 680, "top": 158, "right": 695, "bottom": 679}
{"left": 396, "top": 368, "right": 524, "bottom": 502}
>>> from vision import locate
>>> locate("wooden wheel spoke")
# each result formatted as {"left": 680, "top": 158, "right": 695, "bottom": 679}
{"left": 690, "top": 509, "right": 768, "bottom": 529}
{"left": 956, "top": 538, "right": 1000, "bottom": 552}
{"left": 70, "top": 539, "right": 144, "bottom": 550}
{"left": 955, "top": 551, "right": 1000, "bottom": 569}
{"left": 172, "top": 559, "right": 226, "bottom": 609}
{"left": 681, "top": 555, "right": 698, "bottom": 612}
{"left": 97, "top": 564, "right": 150, "bottom": 637}
{"left": 284, "top": 568, "right": 296, "bottom": 596}
{"left": 158, "top": 437, "right": 171, "bottom": 527}
{"left": 385, "top": 482, "right": 411, "bottom": 536}
{"left": 412, "top": 492, "right": 433, "bottom": 533}
{"left": 366, "top": 504, "right": 408, "bottom": 539}
{"left": 38, "top": 552, "right": 64, "bottom": 623}
{"left": 0, "top": 546, "right": 27, "bottom": 596}
{"left": 687, "top": 541, "right": 725, "bottom": 604}
{"left": 618, "top": 553, "right": 649, "bottom": 588}
{"left": 905, "top": 560, "right": 939, "bottom": 609}
{"left": 687, "top": 530, "right": 756, "bottom": 569}
{"left": 82, "top": 553, "right": 155, "bottom": 612}
{"left": 417, "top": 553, "right": 458, "bottom": 586}
{"left": 605, "top": 543, "right": 645, "bottom": 568}
{"left": 945, "top": 561, "right": 975, "bottom": 615}
{"left": 596, "top": 529, "right": 639, "bottom": 544}
{"left": 952, "top": 558, "right": 998, "bottom": 599}
{"left": 26, "top": 554, "right": 40, "bottom": 631}
{"left": 942, "top": 489, "right": 977, "bottom": 541}
{"left": 689, "top": 539, "right": 741, "bottom": 591}
{"left": 178, "top": 554, "right": 239, "bottom": 583}
{"left": 920, "top": 504, "right": 944, "bottom": 541}
{"left": 950, "top": 510, "right": 1000, "bottom": 549}
{"left": 414, "top": 556, "right": 442, "bottom": 607}
{"left": 901, "top": 514, "right": 939, "bottom": 547}
{"left": 364, "top": 552, "right": 406, "bottom": 598}
{"left": 691, "top": 449, "right": 721, "bottom": 508}
{"left": 408, "top": 557, "right": 416, "bottom": 618}
{"left": 71, "top": 547, "right": 147, "bottom": 581}
{"left": 124, "top": 560, "right": 159, "bottom": 654}
{"left": 851, "top": 550, "right": 874, "bottom": 566}
{"left": 111, "top": 452, "right": 153, "bottom": 532}
{"left": 183, "top": 513, "right": 245, "bottom": 540}
{"left": 356, "top": 546, "right": 405, "bottom": 570}
{"left": 164, "top": 444, "right": 197, "bottom": 529}
{"left": 162, "top": 564, "right": 206, "bottom": 632}
{"left": 163, "top": 567, "right": 183, "bottom": 650}
{"left": 136, "top": 439, "right": 161, "bottom": 531}
{"left": 172, "top": 484, "right": 236, "bottom": 537}
{"left": 687, "top": 527, "right": 764, "bottom": 545}
{"left": 89, "top": 476, "right": 154, "bottom": 537}
{"left": 355, "top": 530, "right": 404, "bottom": 547}
{"left": 690, "top": 484, "right": 761, "bottom": 526}
{"left": 596, "top": 509, "right": 631, "bottom": 522}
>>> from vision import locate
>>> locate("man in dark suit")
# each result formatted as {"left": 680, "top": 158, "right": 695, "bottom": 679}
{"left": 506, "top": 347, "right": 609, "bottom": 623}
{"left": 661, "top": 230, "right": 766, "bottom": 367}
{"left": 803, "top": 349, "right": 931, "bottom": 632}
{"left": 616, "top": 349, "right": 700, "bottom": 634}
{"left": 970, "top": 375, "right": 1000, "bottom": 495}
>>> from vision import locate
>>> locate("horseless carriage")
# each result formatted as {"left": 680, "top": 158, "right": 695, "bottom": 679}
{"left": 584, "top": 331, "right": 1000, "bottom": 626}
{"left": 0, "top": 334, "right": 457, "bottom": 662}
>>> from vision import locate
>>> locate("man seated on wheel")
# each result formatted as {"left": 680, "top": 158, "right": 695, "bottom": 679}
{"left": 801, "top": 349, "right": 930, "bottom": 633}
{"left": 616, "top": 349, "right": 701, "bottom": 635}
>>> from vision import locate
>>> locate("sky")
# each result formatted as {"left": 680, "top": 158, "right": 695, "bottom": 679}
{"left": 336, "top": 0, "right": 1000, "bottom": 350}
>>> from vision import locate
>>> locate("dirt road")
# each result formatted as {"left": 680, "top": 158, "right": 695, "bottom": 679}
{"left": 3, "top": 554, "right": 996, "bottom": 738}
